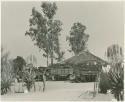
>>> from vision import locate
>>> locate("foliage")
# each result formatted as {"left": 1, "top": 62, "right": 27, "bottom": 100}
{"left": 1, "top": 47, "right": 14, "bottom": 95}
{"left": 1, "top": 80, "right": 13, "bottom": 95}
{"left": 23, "top": 71, "right": 34, "bottom": 91}
{"left": 41, "top": 2, "right": 57, "bottom": 19}
{"left": 67, "top": 22, "right": 89, "bottom": 55}
{"left": 23, "top": 65, "right": 36, "bottom": 92}
{"left": 108, "top": 63, "right": 124, "bottom": 101}
{"left": 105, "top": 44, "right": 124, "bottom": 100}
{"left": 13, "top": 56, "right": 26, "bottom": 80}
{"left": 105, "top": 44, "right": 123, "bottom": 64}
{"left": 99, "top": 71, "right": 111, "bottom": 94}
{"left": 25, "top": 2, "right": 63, "bottom": 66}
{"left": 54, "top": 37, "right": 65, "bottom": 62}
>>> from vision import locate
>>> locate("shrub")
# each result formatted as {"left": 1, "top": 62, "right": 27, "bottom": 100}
{"left": 1, "top": 61, "right": 14, "bottom": 95}
{"left": 13, "top": 56, "right": 26, "bottom": 80}
{"left": 108, "top": 63, "right": 124, "bottom": 101}
{"left": 23, "top": 71, "right": 34, "bottom": 91}
{"left": 99, "top": 71, "right": 111, "bottom": 94}
{"left": 1, "top": 48, "right": 14, "bottom": 95}
{"left": 1, "top": 80, "right": 13, "bottom": 95}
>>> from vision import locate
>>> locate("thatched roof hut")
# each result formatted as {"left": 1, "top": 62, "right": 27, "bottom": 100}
{"left": 49, "top": 51, "right": 108, "bottom": 82}
{"left": 63, "top": 51, "right": 108, "bottom": 66}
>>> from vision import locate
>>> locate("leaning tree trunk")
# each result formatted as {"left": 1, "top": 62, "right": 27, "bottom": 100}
{"left": 42, "top": 54, "right": 48, "bottom": 92}
{"left": 47, "top": 53, "right": 49, "bottom": 67}
{"left": 51, "top": 57, "right": 53, "bottom": 65}
{"left": 42, "top": 74, "right": 46, "bottom": 92}
{"left": 50, "top": 49, "right": 53, "bottom": 65}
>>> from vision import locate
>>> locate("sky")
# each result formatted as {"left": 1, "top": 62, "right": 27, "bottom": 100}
{"left": 2, "top": 1, "right": 124, "bottom": 66}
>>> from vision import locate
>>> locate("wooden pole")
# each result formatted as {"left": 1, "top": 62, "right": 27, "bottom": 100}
{"left": 93, "top": 74, "right": 96, "bottom": 97}
{"left": 98, "top": 71, "right": 101, "bottom": 93}
{"left": 96, "top": 72, "right": 99, "bottom": 94}
{"left": 42, "top": 73, "right": 46, "bottom": 92}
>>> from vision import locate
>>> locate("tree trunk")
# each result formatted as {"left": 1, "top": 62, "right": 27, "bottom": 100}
{"left": 42, "top": 74, "right": 46, "bottom": 92}
{"left": 47, "top": 54, "right": 48, "bottom": 67}
{"left": 51, "top": 48, "right": 53, "bottom": 65}
{"left": 51, "top": 57, "right": 53, "bottom": 65}
{"left": 42, "top": 53, "right": 48, "bottom": 92}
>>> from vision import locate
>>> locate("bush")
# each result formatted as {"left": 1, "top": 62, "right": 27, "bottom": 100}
{"left": 1, "top": 48, "right": 14, "bottom": 95}
{"left": 1, "top": 80, "right": 13, "bottom": 95}
{"left": 108, "top": 63, "right": 124, "bottom": 101}
{"left": 23, "top": 70, "right": 35, "bottom": 92}
{"left": 99, "top": 71, "right": 111, "bottom": 94}
{"left": 1, "top": 63, "right": 14, "bottom": 95}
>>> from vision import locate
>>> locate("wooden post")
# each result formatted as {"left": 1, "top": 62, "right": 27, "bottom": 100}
{"left": 93, "top": 74, "right": 97, "bottom": 97}
{"left": 96, "top": 71, "right": 101, "bottom": 94}
{"left": 42, "top": 68, "right": 46, "bottom": 92}
{"left": 42, "top": 74, "right": 46, "bottom": 92}
{"left": 98, "top": 71, "right": 101, "bottom": 93}
{"left": 96, "top": 72, "right": 99, "bottom": 94}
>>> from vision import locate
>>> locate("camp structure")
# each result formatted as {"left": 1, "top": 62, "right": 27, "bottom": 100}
{"left": 49, "top": 51, "right": 108, "bottom": 93}
{"left": 49, "top": 63, "right": 74, "bottom": 81}
{"left": 49, "top": 51, "right": 108, "bottom": 82}
{"left": 63, "top": 51, "right": 108, "bottom": 81}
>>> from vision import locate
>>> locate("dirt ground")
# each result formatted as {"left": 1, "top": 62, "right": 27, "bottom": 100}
{"left": 1, "top": 81, "right": 114, "bottom": 101}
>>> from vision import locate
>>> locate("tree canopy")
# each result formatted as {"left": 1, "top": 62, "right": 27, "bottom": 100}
{"left": 25, "top": 2, "right": 63, "bottom": 66}
{"left": 105, "top": 44, "right": 123, "bottom": 64}
{"left": 67, "top": 22, "right": 89, "bottom": 55}
{"left": 13, "top": 56, "right": 26, "bottom": 79}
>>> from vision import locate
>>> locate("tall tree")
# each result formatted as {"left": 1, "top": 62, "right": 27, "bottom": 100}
{"left": 54, "top": 36, "right": 65, "bottom": 62}
{"left": 106, "top": 44, "right": 124, "bottom": 101}
{"left": 13, "top": 56, "right": 26, "bottom": 80}
{"left": 25, "top": 2, "right": 62, "bottom": 66}
{"left": 105, "top": 44, "right": 123, "bottom": 64}
{"left": 67, "top": 22, "right": 89, "bottom": 55}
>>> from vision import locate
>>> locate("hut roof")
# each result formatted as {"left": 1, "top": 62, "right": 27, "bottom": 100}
{"left": 63, "top": 51, "right": 108, "bottom": 65}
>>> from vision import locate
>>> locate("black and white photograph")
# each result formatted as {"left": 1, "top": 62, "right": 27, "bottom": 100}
{"left": 1, "top": 0, "right": 124, "bottom": 101}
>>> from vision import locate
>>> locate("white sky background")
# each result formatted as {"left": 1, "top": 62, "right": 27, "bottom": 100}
{"left": 1, "top": 1, "right": 124, "bottom": 66}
